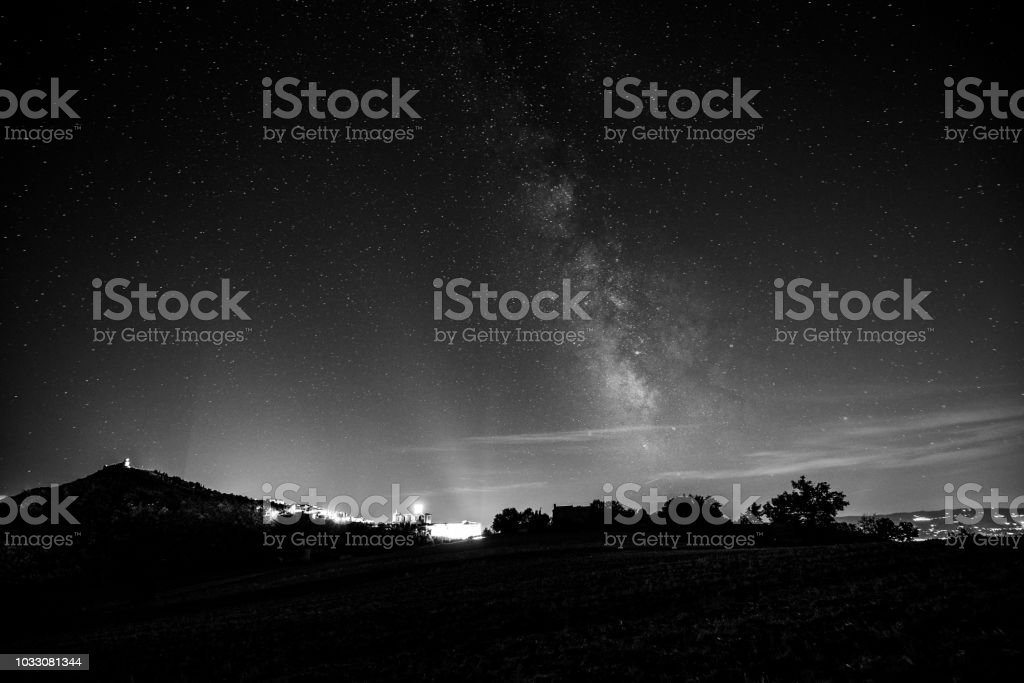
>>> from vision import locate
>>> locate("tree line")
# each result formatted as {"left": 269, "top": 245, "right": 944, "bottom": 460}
{"left": 491, "top": 476, "right": 919, "bottom": 543}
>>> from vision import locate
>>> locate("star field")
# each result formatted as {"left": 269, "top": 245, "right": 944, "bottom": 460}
{"left": 1, "top": 2, "right": 1021, "bottom": 522}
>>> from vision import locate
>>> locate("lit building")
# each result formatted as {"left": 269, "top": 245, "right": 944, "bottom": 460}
{"left": 392, "top": 510, "right": 432, "bottom": 525}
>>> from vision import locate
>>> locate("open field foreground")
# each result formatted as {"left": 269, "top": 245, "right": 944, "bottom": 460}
{"left": 10, "top": 539, "right": 1022, "bottom": 681}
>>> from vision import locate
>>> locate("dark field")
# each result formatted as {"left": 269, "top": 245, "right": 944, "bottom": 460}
{"left": 11, "top": 539, "right": 1023, "bottom": 681}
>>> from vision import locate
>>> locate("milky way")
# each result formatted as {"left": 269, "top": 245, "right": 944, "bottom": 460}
{"left": 1, "top": 3, "right": 1021, "bottom": 524}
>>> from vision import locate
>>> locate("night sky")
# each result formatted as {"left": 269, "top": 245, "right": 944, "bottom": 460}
{"left": 1, "top": 2, "right": 1021, "bottom": 523}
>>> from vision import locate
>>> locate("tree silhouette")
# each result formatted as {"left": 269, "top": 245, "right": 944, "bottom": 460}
{"left": 859, "top": 515, "right": 897, "bottom": 539}
{"left": 760, "top": 476, "right": 849, "bottom": 528}
{"left": 492, "top": 507, "right": 522, "bottom": 534}
{"left": 589, "top": 498, "right": 637, "bottom": 524}
{"left": 860, "top": 515, "right": 920, "bottom": 542}
{"left": 896, "top": 521, "right": 919, "bottom": 542}
{"left": 524, "top": 508, "right": 551, "bottom": 532}
{"left": 660, "top": 495, "right": 725, "bottom": 524}
{"left": 492, "top": 507, "right": 551, "bottom": 534}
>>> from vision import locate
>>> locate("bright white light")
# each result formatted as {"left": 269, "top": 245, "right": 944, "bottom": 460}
{"left": 413, "top": 503, "right": 424, "bottom": 516}
{"left": 430, "top": 521, "right": 483, "bottom": 541}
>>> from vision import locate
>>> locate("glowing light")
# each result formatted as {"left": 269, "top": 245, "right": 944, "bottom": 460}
{"left": 413, "top": 503, "right": 424, "bottom": 516}
{"left": 429, "top": 521, "right": 483, "bottom": 541}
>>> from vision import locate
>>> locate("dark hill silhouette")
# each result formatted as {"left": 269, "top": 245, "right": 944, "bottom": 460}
{"left": 2, "top": 464, "right": 428, "bottom": 592}
{"left": 1, "top": 464, "right": 264, "bottom": 587}
{"left": 6, "top": 463, "right": 260, "bottom": 526}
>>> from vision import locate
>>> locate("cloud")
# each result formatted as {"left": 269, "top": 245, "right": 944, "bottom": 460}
{"left": 459, "top": 424, "right": 700, "bottom": 446}
{"left": 394, "top": 424, "right": 705, "bottom": 461}
{"left": 652, "top": 403, "right": 1024, "bottom": 481}
{"left": 421, "top": 481, "right": 549, "bottom": 495}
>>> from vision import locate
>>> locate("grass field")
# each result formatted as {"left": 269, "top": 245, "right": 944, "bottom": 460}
{"left": 11, "top": 538, "right": 1023, "bottom": 681}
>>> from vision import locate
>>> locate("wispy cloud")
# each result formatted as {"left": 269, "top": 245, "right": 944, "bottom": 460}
{"left": 421, "top": 481, "right": 549, "bottom": 495}
{"left": 397, "top": 424, "right": 702, "bottom": 455}
{"left": 653, "top": 404, "right": 1024, "bottom": 481}
{"left": 460, "top": 424, "right": 701, "bottom": 446}
{"left": 777, "top": 382, "right": 1017, "bottom": 405}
